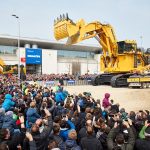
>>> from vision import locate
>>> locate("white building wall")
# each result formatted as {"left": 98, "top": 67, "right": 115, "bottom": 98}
{"left": 42, "top": 49, "right": 57, "bottom": 74}
{"left": 94, "top": 54, "right": 102, "bottom": 73}
{"left": 19, "top": 48, "right": 26, "bottom": 66}
{"left": 88, "top": 63, "right": 98, "bottom": 74}
{"left": 58, "top": 62, "right": 72, "bottom": 74}
{"left": 81, "top": 62, "right": 98, "bottom": 74}
{"left": 81, "top": 63, "right": 87, "bottom": 75}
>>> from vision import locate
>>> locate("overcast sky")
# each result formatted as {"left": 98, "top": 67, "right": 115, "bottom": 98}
{"left": 0, "top": 0, "right": 150, "bottom": 49}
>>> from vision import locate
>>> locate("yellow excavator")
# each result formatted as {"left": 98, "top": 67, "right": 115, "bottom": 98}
{"left": 0, "top": 58, "right": 5, "bottom": 74}
{"left": 0, "top": 58, "right": 18, "bottom": 75}
{"left": 0, "top": 58, "right": 22, "bottom": 75}
{"left": 54, "top": 14, "right": 150, "bottom": 87}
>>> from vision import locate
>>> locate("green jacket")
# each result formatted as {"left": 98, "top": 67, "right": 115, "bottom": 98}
{"left": 139, "top": 126, "right": 147, "bottom": 139}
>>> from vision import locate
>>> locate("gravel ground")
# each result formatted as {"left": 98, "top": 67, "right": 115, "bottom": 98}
{"left": 64, "top": 85, "right": 150, "bottom": 112}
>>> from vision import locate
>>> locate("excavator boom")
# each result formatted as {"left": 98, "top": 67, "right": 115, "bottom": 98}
{"left": 54, "top": 14, "right": 118, "bottom": 58}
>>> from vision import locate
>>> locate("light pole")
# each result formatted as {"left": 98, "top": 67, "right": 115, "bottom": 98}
{"left": 12, "top": 14, "right": 20, "bottom": 84}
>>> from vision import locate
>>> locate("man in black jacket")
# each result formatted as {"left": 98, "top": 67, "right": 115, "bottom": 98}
{"left": 30, "top": 108, "right": 53, "bottom": 150}
{"left": 81, "top": 126, "right": 103, "bottom": 150}
{"left": 107, "top": 120, "right": 135, "bottom": 150}
{"left": 0, "top": 116, "right": 26, "bottom": 150}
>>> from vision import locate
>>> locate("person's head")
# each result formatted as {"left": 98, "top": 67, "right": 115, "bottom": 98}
{"left": 86, "top": 113, "right": 92, "bottom": 121}
{"left": 30, "top": 101, "right": 36, "bottom": 108}
{"left": 86, "top": 119, "right": 92, "bottom": 126}
{"left": 60, "top": 120, "right": 67, "bottom": 129}
{"left": 53, "top": 124, "right": 60, "bottom": 135}
{"left": 0, "top": 128, "right": 10, "bottom": 140}
{"left": 68, "top": 130, "right": 77, "bottom": 140}
{"left": 48, "top": 140, "right": 58, "bottom": 150}
{"left": 54, "top": 116, "right": 61, "bottom": 124}
{"left": 31, "top": 124, "right": 39, "bottom": 134}
{"left": 86, "top": 126, "right": 93, "bottom": 136}
{"left": 35, "top": 119, "right": 43, "bottom": 127}
{"left": 85, "top": 107, "right": 91, "bottom": 113}
{"left": 115, "top": 133, "right": 125, "bottom": 145}
{"left": 120, "top": 108, "right": 125, "bottom": 114}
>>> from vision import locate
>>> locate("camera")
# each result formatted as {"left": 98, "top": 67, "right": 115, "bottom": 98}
{"left": 109, "top": 114, "right": 114, "bottom": 118}
{"left": 62, "top": 114, "right": 66, "bottom": 118}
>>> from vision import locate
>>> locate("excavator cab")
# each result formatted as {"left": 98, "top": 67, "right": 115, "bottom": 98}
{"left": 117, "top": 40, "right": 137, "bottom": 54}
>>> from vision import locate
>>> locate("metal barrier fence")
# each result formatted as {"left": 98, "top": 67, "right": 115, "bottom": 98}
{"left": 27, "top": 80, "right": 92, "bottom": 87}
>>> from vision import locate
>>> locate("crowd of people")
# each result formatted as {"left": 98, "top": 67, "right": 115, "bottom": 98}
{"left": 0, "top": 74, "right": 150, "bottom": 150}
{"left": 26, "top": 73, "right": 96, "bottom": 81}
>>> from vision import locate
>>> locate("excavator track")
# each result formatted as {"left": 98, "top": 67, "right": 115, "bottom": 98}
{"left": 91, "top": 73, "right": 133, "bottom": 87}
{"left": 111, "top": 73, "right": 133, "bottom": 87}
{"left": 91, "top": 73, "right": 117, "bottom": 86}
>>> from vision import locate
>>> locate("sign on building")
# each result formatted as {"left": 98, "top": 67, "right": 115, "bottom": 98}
{"left": 26, "top": 48, "right": 42, "bottom": 64}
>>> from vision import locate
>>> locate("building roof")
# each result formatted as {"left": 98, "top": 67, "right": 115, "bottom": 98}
{"left": 0, "top": 35, "right": 101, "bottom": 52}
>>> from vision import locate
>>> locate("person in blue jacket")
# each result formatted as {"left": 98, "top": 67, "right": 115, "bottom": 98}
{"left": 2, "top": 94, "right": 15, "bottom": 111}
{"left": 26, "top": 101, "right": 40, "bottom": 128}
{"left": 60, "top": 116, "right": 75, "bottom": 141}
{"left": 55, "top": 89, "right": 68, "bottom": 104}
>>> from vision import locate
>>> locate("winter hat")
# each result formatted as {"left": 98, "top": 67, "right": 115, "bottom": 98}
{"left": 5, "top": 111, "right": 13, "bottom": 116}
{"left": 68, "top": 130, "right": 77, "bottom": 140}
{"left": 145, "top": 126, "right": 150, "bottom": 137}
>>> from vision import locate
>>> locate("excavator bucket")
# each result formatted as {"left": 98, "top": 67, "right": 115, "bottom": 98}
{"left": 54, "top": 13, "right": 79, "bottom": 41}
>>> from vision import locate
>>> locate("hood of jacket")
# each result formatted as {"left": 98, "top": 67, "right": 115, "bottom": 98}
{"left": 26, "top": 108, "right": 36, "bottom": 116}
{"left": 5, "top": 94, "right": 13, "bottom": 100}
{"left": 65, "top": 138, "right": 77, "bottom": 148}
{"left": 105, "top": 93, "right": 110, "bottom": 99}
{"left": 3, "top": 115, "right": 14, "bottom": 125}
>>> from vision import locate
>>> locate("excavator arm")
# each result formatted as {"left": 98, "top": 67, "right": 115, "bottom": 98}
{"left": 54, "top": 14, "right": 118, "bottom": 58}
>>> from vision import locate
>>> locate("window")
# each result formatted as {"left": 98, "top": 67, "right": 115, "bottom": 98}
{"left": 58, "top": 50, "right": 94, "bottom": 58}
{"left": 0, "top": 45, "right": 17, "bottom": 55}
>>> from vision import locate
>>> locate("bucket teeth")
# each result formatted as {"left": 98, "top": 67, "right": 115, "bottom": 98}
{"left": 66, "top": 13, "right": 69, "bottom": 20}
{"left": 63, "top": 14, "right": 65, "bottom": 20}
{"left": 55, "top": 13, "right": 70, "bottom": 25}
{"left": 60, "top": 15, "right": 62, "bottom": 21}
{"left": 54, "top": 13, "right": 71, "bottom": 40}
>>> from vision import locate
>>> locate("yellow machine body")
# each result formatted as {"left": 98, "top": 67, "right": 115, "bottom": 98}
{"left": 54, "top": 15, "right": 149, "bottom": 75}
{"left": 0, "top": 57, "right": 26, "bottom": 75}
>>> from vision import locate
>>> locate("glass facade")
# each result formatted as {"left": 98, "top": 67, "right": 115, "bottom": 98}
{"left": 58, "top": 50, "right": 95, "bottom": 58}
{"left": 0, "top": 45, "right": 17, "bottom": 55}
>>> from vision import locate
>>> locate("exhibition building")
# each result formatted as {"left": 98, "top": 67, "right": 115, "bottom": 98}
{"left": 0, "top": 35, "right": 101, "bottom": 75}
